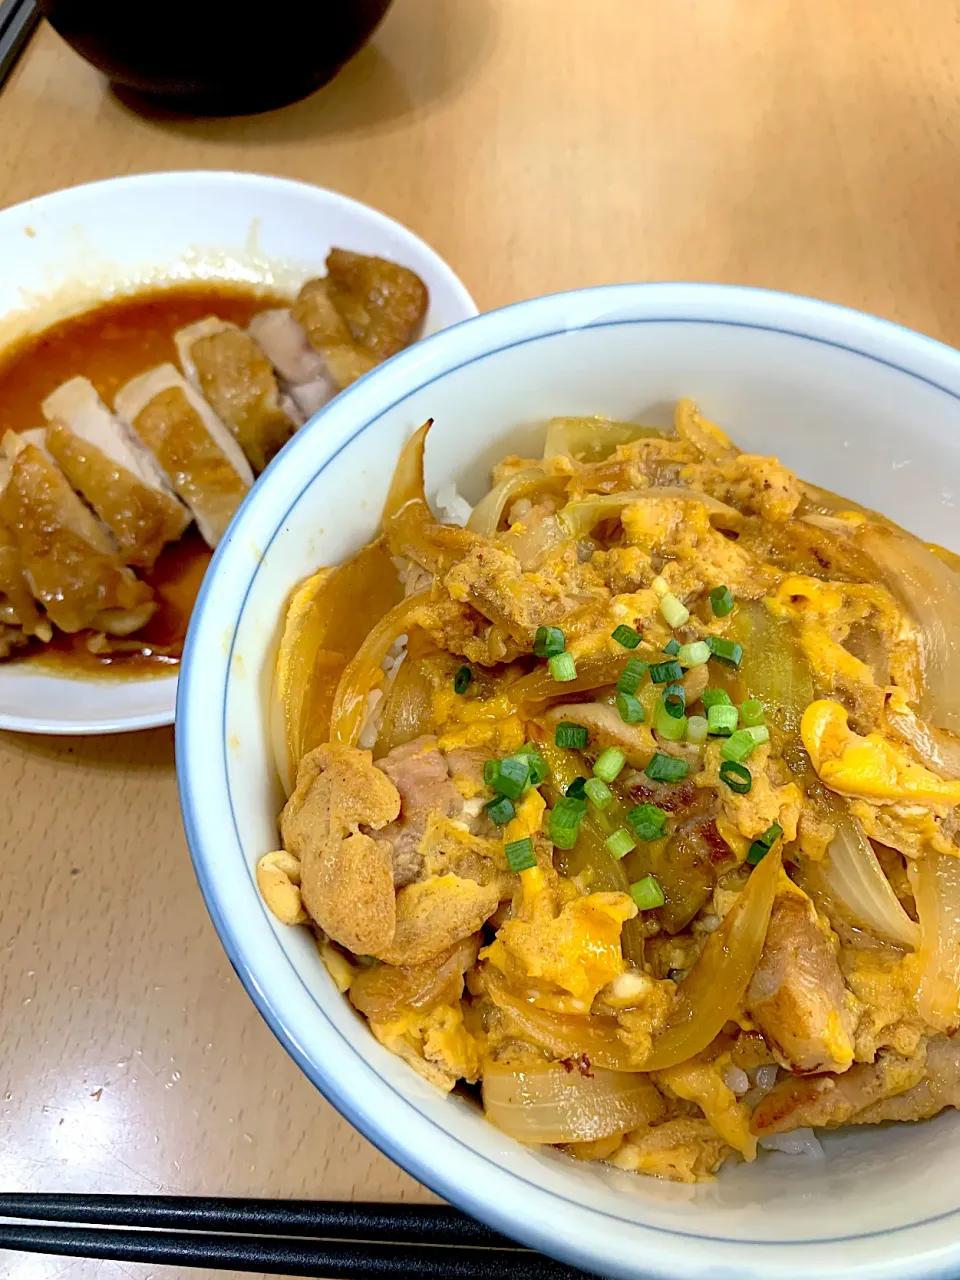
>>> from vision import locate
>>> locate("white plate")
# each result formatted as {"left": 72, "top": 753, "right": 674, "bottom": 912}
{"left": 180, "top": 283, "right": 960, "bottom": 1280}
{"left": 0, "top": 171, "right": 477, "bottom": 736}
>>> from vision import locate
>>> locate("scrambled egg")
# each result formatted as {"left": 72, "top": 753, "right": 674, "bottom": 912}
{"left": 803, "top": 700, "right": 960, "bottom": 808}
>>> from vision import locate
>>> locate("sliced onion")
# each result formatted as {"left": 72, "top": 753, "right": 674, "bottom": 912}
{"left": 482, "top": 1060, "right": 664, "bottom": 1144}
{"left": 467, "top": 467, "right": 565, "bottom": 538}
{"left": 816, "top": 790, "right": 919, "bottom": 949}
{"left": 271, "top": 538, "right": 403, "bottom": 793}
{"left": 857, "top": 523, "right": 960, "bottom": 734}
{"left": 329, "top": 591, "right": 431, "bottom": 747}
{"left": 639, "top": 849, "right": 782, "bottom": 1071}
{"left": 730, "top": 601, "right": 813, "bottom": 738}
{"left": 543, "top": 416, "right": 666, "bottom": 463}
{"left": 559, "top": 487, "right": 741, "bottom": 539}
{"left": 910, "top": 852, "right": 960, "bottom": 1033}
{"left": 509, "top": 654, "right": 626, "bottom": 707}
{"left": 885, "top": 696, "right": 960, "bottom": 780}
{"left": 374, "top": 635, "right": 435, "bottom": 758}
{"left": 500, "top": 514, "right": 568, "bottom": 570}
{"left": 483, "top": 967, "right": 640, "bottom": 1069}
{"left": 674, "top": 398, "right": 737, "bottom": 461}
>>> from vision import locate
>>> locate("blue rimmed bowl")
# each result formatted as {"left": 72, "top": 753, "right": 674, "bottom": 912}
{"left": 177, "top": 283, "right": 960, "bottom": 1280}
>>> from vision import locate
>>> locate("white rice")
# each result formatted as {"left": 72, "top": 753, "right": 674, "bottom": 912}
{"left": 722, "top": 1066, "right": 750, "bottom": 1096}
{"left": 434, "top": 483, "right": 473, "bottom": 527}
{"left": 753, "top": 1064, "right": 779, "bottom": 1092}
{"left": 758, "top": 1128, "right": 825, "bottom": 1159}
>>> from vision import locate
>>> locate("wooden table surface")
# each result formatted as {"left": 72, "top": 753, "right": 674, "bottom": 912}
{"left": 2, "top": 2, "right": 959, "bottom": 1276}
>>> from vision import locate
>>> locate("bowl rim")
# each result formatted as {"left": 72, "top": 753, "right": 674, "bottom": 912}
{"left": 0, "top": 168, "right": 478, "bottom": 736}
{"left": 177, "top": 280, "right": 960, "bottom": 1280}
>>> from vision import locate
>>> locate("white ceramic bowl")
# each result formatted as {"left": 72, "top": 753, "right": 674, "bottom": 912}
{"left": 178, "top": 283, "right": 960, "bottom": 1280}
{"left": 0, "top": 171, "right": 477, "bottom": 736}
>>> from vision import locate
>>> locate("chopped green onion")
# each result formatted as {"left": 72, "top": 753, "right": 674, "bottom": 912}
{"left": 584, "top": 777, "right": 613, "bottom": 809}
{"left": 504, "top": 837, "right": 536, "bottom": 872}
{"left": 739, "top": 698, "right": 765, "bottom": 727}
{"left": 630, "top": 874, "right": 665, "bottom": 910}
{"left": 654, "top": 700, "right": 687, "bottom": 741}
{"left": 555, "top": 721, "right": 588, "bottom": 749}
{"left": 663, "top": 638, "right": 681, "bottom": 657}
{"left": 649, "top": 660, "right": 683, "bottom": 685}
{"left": 611, "top": 624, "right": 642, "bottom": 649}
{"left": 593, "top": 746, "right": 626, "bottom": 782}
{"left": 645, "top": 752, "right": 689, "bottom": 782}
{"left": 745, "top": 724, "right": 770, "bottom": 746}
{"left": 677, "top": 640, "right": 710, "bottom": 667}
{"left": 707, "top": 703, "right": 738, "bottom": 737}
{"left": 706, "top": 635, "right": 743, "bottom": 668}
{"left": 617, "top": 658, "right": 648, "bottom": 695}
{"left": 747, "top": 822, "right": 783, "bottom": 865}
{"left": 701, "top": 687, "right": 733, "bottom": 710}
{"left": 533, "top": 626, "right": 565, "bottom": 658}
{"left": 548, "top": 797, "right": 586, "bottom": 849}
{"left": 615, "top": 692, "right": 644, "bottom": 723}
{"left": 454, "top": 665, "right": 472, "bottom": 694}
{"left": 486, "top": 795, "right": 516, "bottom": 824}
{"left": 566, "top": 776, "right": 588, "bottom": 800}
{"left": 709, "top": 585, "right": 735, "bottom": 617}
{"left": 606, "top": 828, "right": 637, "bottom": 860}
{"left": 516, "top": 744, "right": 548, "bottom": 785}
{"left": 483, "top": 755, "right": 530, "bottom": 799}
{"left": 662, "top": 682, "right": 686, "bottom": 719}
{"left": 720, "top": 728, "right": 758, "bottom": 763}
{"left": 549, "top": 652, "right": 578, "bottom": 682}
{"left": 628, "top": 802, "right": 667, "bottom": 840}
{"left": 719, "top": 760, "right": 752, "bottom": 794}
{"left": 660, "top": 592, "right": 690, "bottom": 628}
{"left": 686, "top": 714, "right": 709, "bottom": 744}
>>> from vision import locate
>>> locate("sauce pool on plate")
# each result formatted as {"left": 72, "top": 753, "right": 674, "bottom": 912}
{"left": 0, "top": 283, "right": 289, "bottom": 677}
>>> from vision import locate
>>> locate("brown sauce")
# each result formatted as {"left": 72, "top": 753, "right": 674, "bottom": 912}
{"left": 0, "top": 283, "right": 290, "bottom": 678}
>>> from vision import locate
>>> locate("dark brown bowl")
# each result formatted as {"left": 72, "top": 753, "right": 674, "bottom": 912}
{"left": 39, "top": 0, "right": 394, "bottom": 115}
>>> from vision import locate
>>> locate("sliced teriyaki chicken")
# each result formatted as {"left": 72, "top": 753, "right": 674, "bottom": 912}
{"left": 175, "top": 318, "right": 298, "bottom": 472}
{"left": 0, "top": 478, "right": 52, "bottom": 656}
{"left": 323, "top": 249, "right": 428, "bottom": 362}
{"left": 745, "top": 880, "right": 860, "bottom": 1074}
{"left": 42, "top": 377, "right": 190, "bottom": 568}
{"left": 292, "top": 278, "right": 377, "bottom": 390}
{"left": 114, "top": 365, "right": 253, "bottom": 548}
{"left": 248, "top": 309, "right": 338, "bottom": 420}
{"left": 0, "top": 432, "right": 155, "bottom": 636}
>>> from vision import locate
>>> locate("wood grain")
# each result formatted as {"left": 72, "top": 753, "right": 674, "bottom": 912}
{"left": 1, "top": 1, "right": 958, "bottom": 1275}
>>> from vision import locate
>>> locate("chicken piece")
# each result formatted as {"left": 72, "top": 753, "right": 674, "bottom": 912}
{"left": 746, "top": 881, "right": 859, "bottom": 1075}
{"left": 545, "top": 702, "right": 656, "bottom": 769}
{"left": 442, "top": 542, "right": 569, "bottom": 647}
{"left": 42, "top": 378, "right": 190, "bottom": 568}
{"left": 175, "top": 318, "right": 298, "bottom": 472}
{"left": 851, "top": 1035, "right": 960, "bottom": 1123}
{"left": 751, "top": 1047, "right": 928, "bottom": 1134}
{"left": 680, "top": 454, "right": 801, "bottom": 523}
{"left": 248, "top": 308, "right": 337, "bottom": 420}
{"left": 0, "top": 432, "right": 155, "bottom": 636}
{"left": 293, "top": 278, "right": 376, "bottom": 390}
{"left": 375, "top": 735, "right": 465, "bottom": 886}
{"left": 378, "top": 873, "right": 501, "bottom": 967}
{"left": 324, "top": 248, "right": 428, "bottom": 361}
{"left": 0, "top": 516, "right": 50, "bottom": 642}
{"left": 280, "top": 743, "right": 401, "bottom": 956}
{"left": 115, "top": 365, "right": 253, "bottom": 548}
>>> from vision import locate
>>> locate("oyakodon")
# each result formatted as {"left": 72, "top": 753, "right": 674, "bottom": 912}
{"left": 256, "top": 399, "right": 960, "bottom": 1183}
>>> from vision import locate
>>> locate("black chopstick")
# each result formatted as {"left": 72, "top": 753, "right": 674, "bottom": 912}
{"left": 0, "top": 1195, "right": 512, "bottom": 1246}
{"left": 0, "top": 0, "right": 38, "bottom": 88}
{"left": 0, "top": 1196, "right": 592, "bottom": 1278}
